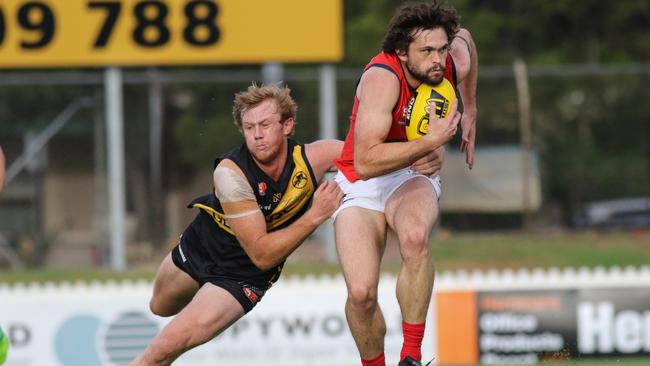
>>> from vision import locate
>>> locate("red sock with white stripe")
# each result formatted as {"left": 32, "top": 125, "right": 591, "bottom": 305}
{"left": 401, "top": 321, "right": 425, "bottom": 361}
{"left": 361, "top": 352, "right": 385, "bottom": 366}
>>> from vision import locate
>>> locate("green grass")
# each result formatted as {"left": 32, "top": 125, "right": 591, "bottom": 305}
{"left": 284, "top": 231, "right": 650, "bottom": 275}
{"left": 0, "top": 231, "right": 648, "bottom": 283}
{"left": 430, "top": 231, "right": 650, "bottom": 271}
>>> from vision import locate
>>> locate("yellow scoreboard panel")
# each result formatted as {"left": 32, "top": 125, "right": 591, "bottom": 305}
{"left": 0, "top": 0, "right": 343, "bottom": 68}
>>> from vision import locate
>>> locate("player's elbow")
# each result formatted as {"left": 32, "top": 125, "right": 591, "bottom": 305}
{"left": 354, "top": 159, "right": 374, "bottom": 180}
{"left": 457, "top": 28, "right": 475, "bottom": 45}
{"left": 250, "top": 253, "right": 276, "bottom": 271}
{"left": 354, "top": 164, "right": 370, "bottom": 180}
{"left": 254, "top": 260, "right": 274, "bottom": 272}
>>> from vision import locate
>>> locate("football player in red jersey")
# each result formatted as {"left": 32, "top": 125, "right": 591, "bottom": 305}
{"left": 332, "top": 2, "right": 478, "bottom": 365}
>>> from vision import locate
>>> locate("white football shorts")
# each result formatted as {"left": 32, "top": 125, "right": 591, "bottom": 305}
{"left": 332, "top": 167, "right": 442, "bottom": 220}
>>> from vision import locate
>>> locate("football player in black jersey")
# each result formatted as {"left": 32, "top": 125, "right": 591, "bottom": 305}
{"left": 129, "top": 84, "right": 344, "bottom": 366}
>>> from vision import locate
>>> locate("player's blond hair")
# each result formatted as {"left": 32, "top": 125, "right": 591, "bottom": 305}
{"left": 232, "top": 83, "right": 298, "bottom": 134}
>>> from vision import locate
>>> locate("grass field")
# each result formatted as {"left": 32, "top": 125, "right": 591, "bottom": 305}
{"left": 429, "top": 230, "right": 650, "bottom": 271}
{"left": 0, "top": 231, "right": 648, "bottom": 283}
{"left": 288, "top": 230, "right": 650, "bottom": 275}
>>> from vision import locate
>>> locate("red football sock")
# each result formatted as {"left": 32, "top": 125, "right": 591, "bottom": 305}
{"left": 361, "top": 352, "right": 385, "bottom": 366}
{"left": 401, "top": 321, "right": 425, "bottom": 361}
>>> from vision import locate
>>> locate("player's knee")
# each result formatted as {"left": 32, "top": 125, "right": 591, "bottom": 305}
{"left": 347, "top": 285, "right": 378, "bottom": 311}
{"left": 149, "top": 297, "right": 176, "bottom": 318}
{"left": 398, "top": 226, "right": 430, "bottom": 258}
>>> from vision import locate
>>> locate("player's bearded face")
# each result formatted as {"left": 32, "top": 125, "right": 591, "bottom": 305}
{"left": 406, "top": 58, "right": 445, "bottom": 86}
{"left": 404, "top": 27, "right": 448, "bottom": 85}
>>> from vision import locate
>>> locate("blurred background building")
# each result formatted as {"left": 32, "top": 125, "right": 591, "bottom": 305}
{"left": 0, "top": 0, "right": 648, "bottom": 271}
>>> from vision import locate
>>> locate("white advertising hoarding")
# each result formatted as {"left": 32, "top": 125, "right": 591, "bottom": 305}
{"left": 1, "top": 275, "right": 435, "bottom": 366}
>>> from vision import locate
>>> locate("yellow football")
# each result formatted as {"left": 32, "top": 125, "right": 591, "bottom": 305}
{"left": 404, "top": 78, "right": 457, "bottom": 141}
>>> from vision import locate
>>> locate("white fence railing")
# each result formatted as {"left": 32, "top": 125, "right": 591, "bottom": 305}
{"left": 4, "top": 265, "right": 650, "bottom": 292}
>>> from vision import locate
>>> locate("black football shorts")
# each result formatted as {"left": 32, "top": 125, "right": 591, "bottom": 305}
{"left": 170, "top": 227, "right": 267, "bottom": 313}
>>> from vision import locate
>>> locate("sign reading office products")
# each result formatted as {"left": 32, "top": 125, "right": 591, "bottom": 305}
{"left": 0, "top": 0, "right": 342, "bottom": 68}
{"left": 476, "top": 288, "right": 650, "bottom": 365}
{"left": 477, "top": 290, "right": 576, "bottom": 365}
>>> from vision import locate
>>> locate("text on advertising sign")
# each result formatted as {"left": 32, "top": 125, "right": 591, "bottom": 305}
{"left": 0, "top": 0, "right": 343, "bottom": 68}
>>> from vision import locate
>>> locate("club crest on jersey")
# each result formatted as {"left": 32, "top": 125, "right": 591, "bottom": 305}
{"left": 258, "top": 182, "right": 267, "bottom": 196}
{"left": 292, "top": 171, "right": 308, "bottom": 189}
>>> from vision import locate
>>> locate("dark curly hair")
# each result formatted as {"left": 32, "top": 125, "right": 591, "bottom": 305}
{"left": 382, "top": 1, "right": 460, "bottom": 54}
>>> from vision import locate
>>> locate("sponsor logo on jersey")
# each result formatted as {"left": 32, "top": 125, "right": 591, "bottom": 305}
{"left": 402, "top": 98, "right": 416, "bottom": 126}
{"left": 242, "top": 286, "right": 261, "bottom": 305}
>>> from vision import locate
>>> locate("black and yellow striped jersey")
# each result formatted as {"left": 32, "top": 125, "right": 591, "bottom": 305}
{"left": 185, "top": 139, "right": 317, "bottom": 288}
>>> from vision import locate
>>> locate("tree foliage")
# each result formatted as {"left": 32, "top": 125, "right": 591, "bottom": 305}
{"left": 341, "top": 0, "right": 650, "bottom": 220}
{"left": 342, "top": 0, "right": 650, "bottom": 65}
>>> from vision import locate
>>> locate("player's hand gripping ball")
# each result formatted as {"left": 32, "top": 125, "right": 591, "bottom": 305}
{"left": 404, "top": 79, "right": 458, "bottom": 141}
{"left": 0, "top": 325, "right": 8, "bottom": 365}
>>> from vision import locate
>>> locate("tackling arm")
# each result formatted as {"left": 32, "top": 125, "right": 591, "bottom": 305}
{"left": 304, "top": 139, "right": 344, "bottom": 180}
{"left": 216, "top": 159, "right": 342, "bottom": 271}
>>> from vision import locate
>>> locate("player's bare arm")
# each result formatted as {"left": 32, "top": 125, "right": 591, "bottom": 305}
{"left": 451, "top": 27, "right": 478, "bottom": 169}
{"left": 353, "top": 68, "right": 449, "bottom": 180}
{"left": 304, "top": 139, "right": 344, "bottom": 180}
{"left": 216, "top": 159, "right": 343, "bottom": 271}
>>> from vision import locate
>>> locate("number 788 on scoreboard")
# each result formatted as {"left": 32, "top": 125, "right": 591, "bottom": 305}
{"left": 0, "top": 0, "right": 343, "bottom": 68}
